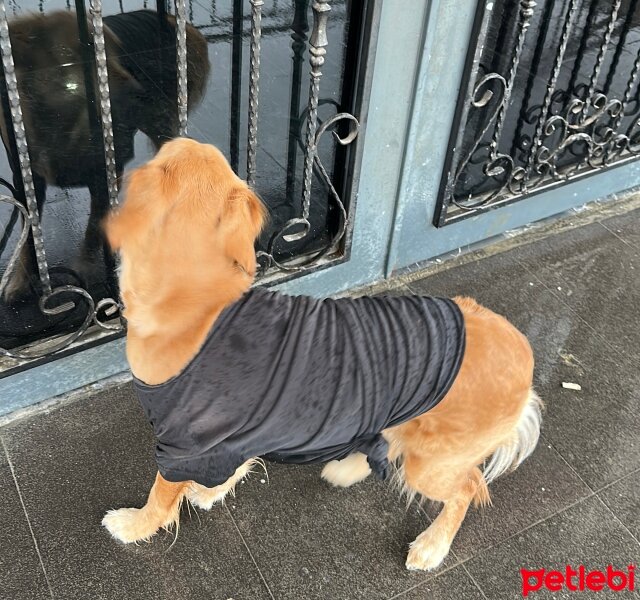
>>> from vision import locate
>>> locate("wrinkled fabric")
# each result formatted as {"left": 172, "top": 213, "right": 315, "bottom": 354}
{"left": 134, "top": 288, "right": 466, "bottom": 488}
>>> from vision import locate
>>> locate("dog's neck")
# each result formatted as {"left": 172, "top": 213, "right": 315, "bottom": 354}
{"left": 124, "top": 272, "right": 252, "bottom": 385}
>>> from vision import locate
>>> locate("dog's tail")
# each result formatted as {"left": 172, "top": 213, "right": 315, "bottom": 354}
{"left": 482, "top": 388, "right": 543, "bottom": 485}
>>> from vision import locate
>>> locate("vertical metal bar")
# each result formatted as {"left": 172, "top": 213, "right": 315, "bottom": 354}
{"left": 75, "top": 0, "right": 109, "bottom": 203}
{"left": 488, "top": 0, "right": 536, "bottom": 159}
{"left": 189, "top": 0, "right": 193, "bottom": 22}
{"left": 286, "top": 0, "right": 309, "bottom": 203}
{"left": 509, "top": 0, "right": 554, "bottom": 160}
{"left": 156, "top": 0, "right": 167, "bottom": 20}
{"left": 611, "top": 48, "right": 640, "bottom": 135}
{"left": 0, "top": 21, "right": 24, "bottom": 271}
{"left": 435, "top": 0, "right": 494, "bottom": 226}
{"left": 246, "top": 0, "right": 263, "bottom": 187}
{"left": 300, "top": 0, "right": 330, "bottom": 219}
{"left": 525, "top": 0, "right": 579, "bottom": 176}
{"left": 602, "top": 0, "right": 639, "bottom": 98}
{"left": 230, "top": 0, "right": 243, "bottom": 173}
{"left": 175, "top": 0, "right": 188, "bottom": 136}
{"left": 88, "top": 0, "right": 119, "bottom": 206}
{"left": 581, "top": 0, "right": 621, "bottom": 119}
{"left": 566, "top": 0, "right": 599, "bottom": 100}
{"left": 0, "top": 0, "right": 52, "bottom": 293}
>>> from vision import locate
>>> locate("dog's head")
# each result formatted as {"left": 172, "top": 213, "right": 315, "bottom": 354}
{"left": 106, "top": 138, "right": 266, "bottom": 335}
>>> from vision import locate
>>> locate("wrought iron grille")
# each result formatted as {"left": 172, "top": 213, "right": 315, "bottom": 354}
{"left": 436, "top": 0, "right": 640, "bottom": 225}
{"left": 0, "top": 0, "right": 374, "bottom": 372}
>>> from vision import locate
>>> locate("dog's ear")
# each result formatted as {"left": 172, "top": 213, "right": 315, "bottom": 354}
{"left": 104, "top": 166, "right": 153, "bottom": 250}
{"left": 222, "top": 187, "right": 267, "bottom": 277}
{"left": 104, "top": 210, "right": 123, "bottom": 251}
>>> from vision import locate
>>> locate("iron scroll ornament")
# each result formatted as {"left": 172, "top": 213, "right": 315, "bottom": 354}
{"left": 0, "top": 193, "right": 123, "bottom": 360}
{"left": 256, "top": 111, "right": 359, "bottom": 274}
{"left": 446, "top": 73, "right": 516, "bottom": 212}
{"left": 438, "top": 0, "right": 640, "bottom": 223}
{"left": 447, "top": 76, "right": 638, "bottom": 213}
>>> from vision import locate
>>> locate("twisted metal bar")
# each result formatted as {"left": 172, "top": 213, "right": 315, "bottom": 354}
{"left": 620, "top": 50, "right": 640, "bottom": 121}
{"left": 489, "top": 0, "right": 536, "bottom": 159}
{"left": 256, "top": 113, "right": 358, "bottom": 273}
{"left": 0, "top": 194, "right": 29, "bottom": 300}
{"left": 175, "top": 0, "right": 188, "bottom": 136}
{"left": 88, "top": 0, "right": 119, "bottom": 206}
{"left": 285, "top": 0, "right": 309, "bottom": 203}
{"left": 246, "top": 0, "right": 264, "bottom": 187}
{"left": 525, "top": 0, "right": 579, "bottom": 178}
{"left": 0, "top": 0, "right": 51, "bottom": 293}
{"left": 602, "top": 0, "right": 638, "bottom": 98}
{"left": 294, "top": 0, "right": 330, "bottom": 242}
{"left": 509, "top": 0, "right": 554, "bottom": 161}
{"left": 581, "top": 0, "right": 622, "bottom": 120}
{"left": 230, "top": 0, "right": 243, "bottom": 172}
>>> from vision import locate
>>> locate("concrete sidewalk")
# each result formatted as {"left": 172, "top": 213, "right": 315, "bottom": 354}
{"left": 1, "top": 206, "right": 639, "bottom": 600}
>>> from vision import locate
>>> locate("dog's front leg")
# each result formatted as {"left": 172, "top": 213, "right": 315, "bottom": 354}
{"left": 102, "top": 471, "right": 188, "bottom": 543}
{"left": 186, "top": 458, "right": 259, "bottom": 510}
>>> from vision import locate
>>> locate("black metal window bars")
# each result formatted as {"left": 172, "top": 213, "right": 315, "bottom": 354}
{"left": 436, "top": 0, "right": 640, "bottom": 226}
{"left": 0, "top": 0, "right": 361, "bottom": 363}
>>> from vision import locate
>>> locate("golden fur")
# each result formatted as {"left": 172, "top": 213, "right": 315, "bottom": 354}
{"left": 102, "top": 138, "right": 541, "bottom": 571}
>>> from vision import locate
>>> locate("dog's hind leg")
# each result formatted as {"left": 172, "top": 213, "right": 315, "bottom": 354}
{"left": 186, "top": 458, "right": 258, "bottom": 510}
{"left": 321, "top": 452, "right": 372, "bottom": 488}
{"left": 102, "top": 471, "right": 188, "bottom": 544}
{"left": 402, "top": 453, "right": 485, "bottom": 571}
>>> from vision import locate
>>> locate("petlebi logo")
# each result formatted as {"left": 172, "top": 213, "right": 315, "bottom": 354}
{"left": 520, "top": 564, "right": 636, "bottom": 596}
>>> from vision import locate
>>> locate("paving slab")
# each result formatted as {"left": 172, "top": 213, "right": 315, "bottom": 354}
{"left": 465, "top": 496, "right": 640, "bottom": 599}
{"left": 0, "top": 385, "right": 271, "bottom": 600}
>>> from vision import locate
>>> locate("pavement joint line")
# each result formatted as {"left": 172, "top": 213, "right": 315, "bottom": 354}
{"left": 461, "top": 561, "right": 490, "bottom": 600}
{"left": 1, "top": 436, "right": 55, "bottom": 600}
{"left": 598, "top": 219, "right": 639, "bottom": 250}
{"left": 594, "top": 494, "right": 640, "bottom": 549}
{"left": 224, "top": 504, "right": 276, "bottom": 600}
{"left": 385, "top": 557, "right": 470, "bottom": 600}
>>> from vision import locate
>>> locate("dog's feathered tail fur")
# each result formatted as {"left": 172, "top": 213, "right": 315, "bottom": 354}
{"left": 482, "top": 388, "right": 543, "bottom": 485}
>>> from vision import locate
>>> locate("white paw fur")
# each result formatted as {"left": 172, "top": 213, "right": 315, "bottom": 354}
{"left": 102, "top": 507, "right": 163, "bottom": 544}
{"left": 321, "top": 452, "right": 372, "bottom": 488}
{"left": 186, "top": 484, "right": 229, "bottom": 510}
{"left": 405, "top": 526, "right": 452, "bottom": 571}
{"left": 186, "top": 458, "right": 259, "bottom": 510}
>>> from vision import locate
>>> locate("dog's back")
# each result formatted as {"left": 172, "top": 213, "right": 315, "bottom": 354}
{"left": 104, "top": 10, "right": 209, "bottom": 148}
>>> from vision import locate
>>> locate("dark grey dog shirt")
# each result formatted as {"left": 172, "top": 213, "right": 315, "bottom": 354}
{"left": 133, "top": 288, "right": 466, "bottom": 488}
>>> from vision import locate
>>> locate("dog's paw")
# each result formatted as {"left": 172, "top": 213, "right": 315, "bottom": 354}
{"left": 321, "top": 453, "right": 371, "bottom": 488}
{"left": 405, "top": 528, "right": 451, "bottom": 571}
{"left": 102, "top": 507, "right": 159, "bottom": 544}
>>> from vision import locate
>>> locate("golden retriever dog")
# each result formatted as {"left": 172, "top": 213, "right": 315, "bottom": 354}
{"left": 102, "top": 138, "right": 542, "bottom": 571}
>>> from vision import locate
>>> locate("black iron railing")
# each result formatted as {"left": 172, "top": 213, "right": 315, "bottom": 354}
{"left": 0, "top": 0, "right": 372, "bottom": 369}
{"left": 436, "top": 0, "right": 640, "bottom": 225}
